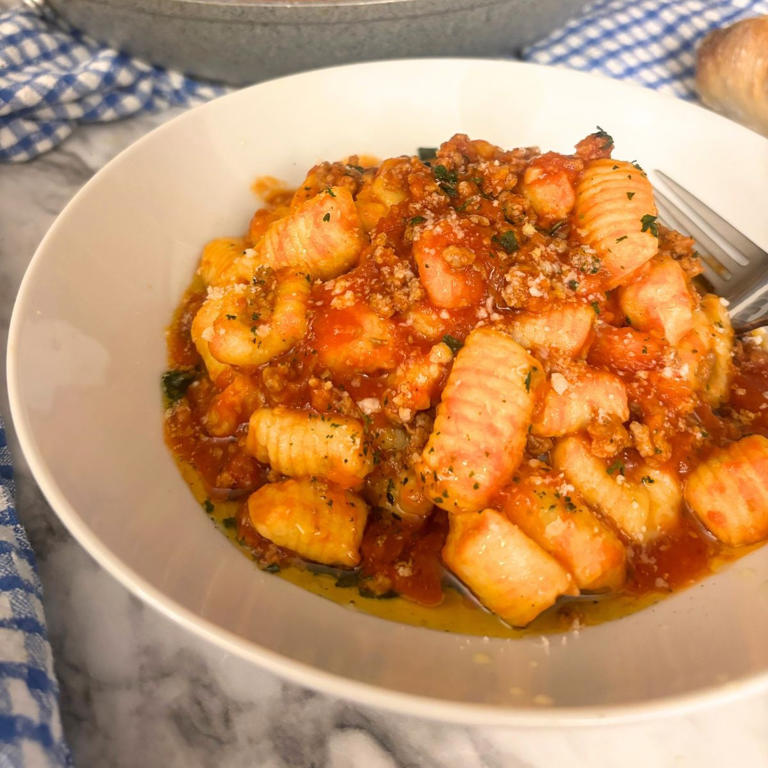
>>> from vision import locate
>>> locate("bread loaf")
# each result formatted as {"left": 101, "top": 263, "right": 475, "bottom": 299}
{"left": 696, "top": 16, "right": 768, "bottom": 137}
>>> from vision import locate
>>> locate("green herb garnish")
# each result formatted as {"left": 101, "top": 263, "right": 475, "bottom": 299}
{"left": 442, "top": 334, "right": 463, "bottom": 354}
{"left": 161, "top": 369, "right": 196, "bottom": 402}
{"left": 594, "top": 126, "right": 614, "bottom": 149}
{"left": 641, "top": 214, "right": 659, "bottom": 237}
{"left": 433, "top": 164, "right": 457, "bottom": 183}
{"left": 524, "top": 367, "right": 537, "bottom": 392}
{"left": 492, "top": 230, "right": 519, "bottom": 253}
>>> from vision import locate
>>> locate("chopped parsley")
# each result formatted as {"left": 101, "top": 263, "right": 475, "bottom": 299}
{"left": 386, "top": 479, "right": 396, "bottom": 506}
{"left": 443, "top": 334, "right": 463, "bottom": 354}
{"left": 432, "top": 164, "right": 457, "bottom": 183}
{"left": 567, "top": 279, "right": 579, "bottom": 291}
{"left": 322, "top": 212, "right": 331, "bottom": 222}
{"left": 641, "top": 214, "right": 659, "bottom": 237}
{"left": 418, "top": 146, "right": 437, "bottom": 161}
{"left": 591, "top": 301, "right": 601, "bottom": 315}
{"left": 492, "top": 230, "right": 519, "bottom": 253}
{"left": 203, "top": 499, "right": 215, "bottom": 514}
{"left": 606, "top": 459, "right": 625, "bottom": 476}
{"left": 626, "top": 191, "right": 635, "bottom": 200}
{"left": 641, "top": 476, "right": 655, "bottom": 485}
{"left": 263, "top": 563, "right": 281, "bottom": 573}
{"left": 161, "top": 369, "right": 196, "bottom": 402}
{"left": 325, "top": 187, "right": 336, "bottom": 197}
{"left": 346, "top": 163, "right": 365, "bottom": 173}
{"left": 594, "top": 126, "right": 614, "bottom": 149}
{"left": 615, "top": 235, "right": 628, "bottom": 243}
{"left": 525, "top": 366, "right": 537, "bottom": 392}
{"left": 432, "top": 164, "right": 458, "bottom": 197}
{"left": 409, "top": 216, "right": 426, "bottom": 225}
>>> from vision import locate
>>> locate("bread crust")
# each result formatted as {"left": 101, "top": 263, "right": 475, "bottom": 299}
{"left": 696, "top": 16, "right": 768, "bottom": 137}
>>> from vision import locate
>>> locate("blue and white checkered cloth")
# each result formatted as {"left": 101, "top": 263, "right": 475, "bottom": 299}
{"left": 0, "top": 5, "right": 223, "bottom": 162}
{"left": 523, "top": 0, "right": 768, "bottom": 99}
{"left": 0, "top": 419, "right": 71, "bottom": 768}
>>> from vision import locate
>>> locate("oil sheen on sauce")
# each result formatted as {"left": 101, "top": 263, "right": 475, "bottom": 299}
{"left": 173, "top": 454, "right": 749, "bottom": 638}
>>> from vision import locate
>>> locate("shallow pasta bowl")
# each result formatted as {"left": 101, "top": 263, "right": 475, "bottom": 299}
{"left": 7, "top": 59, "right": 768, "bottom": 724}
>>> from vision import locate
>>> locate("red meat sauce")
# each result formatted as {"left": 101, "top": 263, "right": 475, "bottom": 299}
{"left": 163, "top": 131, "right": 768, "bottom": 620}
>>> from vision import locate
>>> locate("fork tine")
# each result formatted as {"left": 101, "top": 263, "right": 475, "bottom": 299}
{"left": 653, "top": 188, "right": 742, "bottom": 290}
{"left": 654, "top": 171, "right": 768, "bottom": 267}
{"left": 653, "top": 187, "right": 750, "bottom": 275}
{"left": 653, "top": 195, "right": 729, "bottom": 277}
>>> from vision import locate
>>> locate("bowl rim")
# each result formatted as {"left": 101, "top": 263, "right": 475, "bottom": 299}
{"left": 8, "top": 56, "right": 768, "bottom": 726}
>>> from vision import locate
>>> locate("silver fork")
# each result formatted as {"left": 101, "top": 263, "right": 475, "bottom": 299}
{"left": 652, "top": 170, "right": 768, "bottom": 334}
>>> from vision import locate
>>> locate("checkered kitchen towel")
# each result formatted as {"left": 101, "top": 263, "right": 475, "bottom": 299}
{"left": 523, "top": 0, "right": 768, "bottom": 99}
{"left": 0, "top": 4, "right": 223, "bottom": 162}
{"left": 0, "top": 419, "right": 71, "bottom": 768}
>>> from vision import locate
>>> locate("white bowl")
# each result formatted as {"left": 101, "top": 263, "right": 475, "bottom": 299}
{"left": 8, "top": 59, "right": 768, "bottom": 725}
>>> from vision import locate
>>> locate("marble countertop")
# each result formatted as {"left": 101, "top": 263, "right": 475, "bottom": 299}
{"left": 2, "top": 109, "right": 768, "bottom": 768}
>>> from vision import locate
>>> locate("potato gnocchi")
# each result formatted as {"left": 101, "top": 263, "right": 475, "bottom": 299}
{"left": 164, "top": 130, "right": 768, "bottom": 631}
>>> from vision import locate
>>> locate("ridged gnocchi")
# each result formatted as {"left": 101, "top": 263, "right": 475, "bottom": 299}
{"left": 574, "top": 159, "right": 658, "bottom": 288}
{"left": 618, "top": 257, "right": 694, "bottom": 345}
{"left": 532, "top": 366, "right": 629, "bottom": 438}
{"left": 419, "top": 328, "right": 541, "bottom": 514}
{"left": 248, "top": 478, "right": 368, "bottom": 566}
{"left": 505, "top": 304, "right": 595, "bottom": 359}
{"left": 553, "top": 436, "right": 681, "bottom": 543}
{"left": 260, "top": 186, "right": 365, "bottom": 279}
{"left": 200, "top": 267, "right": 311, "bottom": 368}
{"left": 247, "top": 407, "right": 373, "bottom": 489}
{"left": 684, "top": 435, "right": 768, "bottom": 546}
{"left": 442, "top": 508, "right": 577, "bottom": 627}
{"left": 501, "top": 472, "right": 626, "bottom": 591}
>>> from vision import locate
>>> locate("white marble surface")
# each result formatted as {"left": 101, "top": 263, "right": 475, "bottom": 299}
{"left": 2, "top": 107, "right": 768, "bottom": 768}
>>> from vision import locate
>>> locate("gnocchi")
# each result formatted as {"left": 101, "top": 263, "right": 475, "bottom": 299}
{"left": 164, "top": 130, "right": 768, "bottom": 631}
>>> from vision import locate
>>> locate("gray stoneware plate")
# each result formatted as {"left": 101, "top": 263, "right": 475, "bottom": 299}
{"left": 7, "top": 59, "right": 768, "bottom": 724}
{"left": 41, "top": 0, "right": 589, "bottom": 84}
